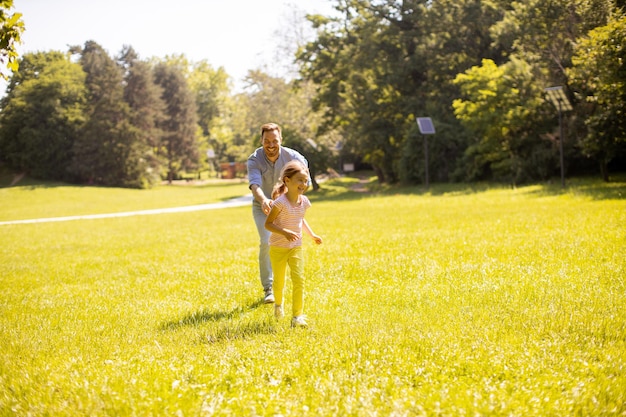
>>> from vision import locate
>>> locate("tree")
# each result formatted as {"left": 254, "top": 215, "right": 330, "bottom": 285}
{"left": 153, "top": 60, "right": 199, "bottom": 183}
{"left": 0, "top": 51, "right": 86, "bottom": 180}
{"left": 297, "top": 0, "right": 509, "bottom": 184}
{"left": 230, "top": 70, "right": 335, "bottom": 187}
{"left": 490, "top": 0, "right": 614, "bottom": 81}
{"left": 295, "top": 0, "right": 624, "bottom": 184}
{"left": 568, "top": 13, "right": 626, "bottom": 180}
{"left": 405, "top": 0, "right": 507, "bottom": 183}
{"left": 70, "top": 41, "right": 138, "bottom": 187}
{"left": 0, "top": 0, "right": 23, "bottom": 80}
{"left": 189, "top": 60, "right": 229, "bottom": 139}
{"left": 297, "top": 1, "right": 406, "bottom": 182}
{"left": 119, "top": 46, "right": 166, "bottom": 187}
{"left": 453, "top": 58, "right": 554, "bottom": 184}
{"left": 187, "top": 60, "right": 231, "bottom": 176}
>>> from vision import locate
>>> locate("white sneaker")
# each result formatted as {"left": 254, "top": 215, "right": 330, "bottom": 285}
{"left": 291, "top": 315, "right": 308, "bottom": 328}
{"left": 264, "top": 291, "right": 275, "bottom": 304}
{"left": 274, "top": 305, "right": 284, "bottom": 320}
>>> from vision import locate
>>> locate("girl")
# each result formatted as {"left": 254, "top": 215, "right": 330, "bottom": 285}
{"left": 264, "top": 160, "right": 323, "bottom": 327}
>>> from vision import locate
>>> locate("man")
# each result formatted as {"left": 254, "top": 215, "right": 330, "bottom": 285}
{"left": 247, "top": 123, "right": 308, "bottom": 303}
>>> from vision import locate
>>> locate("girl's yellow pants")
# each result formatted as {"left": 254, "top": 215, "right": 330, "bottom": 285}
{"left": 269, "top": 246, "right": 305, "bottom": 317}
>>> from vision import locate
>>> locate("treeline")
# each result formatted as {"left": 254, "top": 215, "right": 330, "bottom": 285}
{"left": 0, "top": 42, "right": 229, "bottom": 188}
{"left": 296, "top": 0, "right": 625, "bottom": 184}
{"left": 0, "top": 1, "right": 625, "bottom": 188}
{"left": 0, "top": 38, "right": 330, "bottom": 188}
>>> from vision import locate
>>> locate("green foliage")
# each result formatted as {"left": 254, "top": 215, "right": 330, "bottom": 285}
{"left": 0, "top": 0, "right": 23, "bottom": 79}
{"left": 119, "top": 47, "right": 166, "bottom": 188}
{"left": 70, "top": 41, "right": 141, "bottom": 187}
{"left": 0, "top": 180, "right": 624, "bottom": 415}
{"left": 453, "top": 58, "right": 556, "bottom": 183}
{"left": 187, "top": 60, "right": 230, "bottom": 175}
{"left": 0, "top": 51, "right": 87, "bottom": 180}
{"left": 230, "top": 70, "right": 336, "bottom": 178}
{"left": 298, "top": 0, "right": 623, "bottom": 184}
{"left": 153, "top": 60, "right": 199, "bottom": 183}
{"left": 568, "top": 12, "right": 626, "bottom": 180}
{"left": 299, "top": 1, "right": 412, "bottom": 183}
{"left": 189, "top": 60, "right": 229, "bottom": 139}
{"left": 489, "top": 0, "right": 613, "bottom": 77}
{"left": 1, "top": 0, "right": 624, "bottom": 189}
{"left": 298, "top": 0, "right": 510, "bottom": 183}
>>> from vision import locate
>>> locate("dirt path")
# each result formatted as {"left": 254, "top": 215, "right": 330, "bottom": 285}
{"left": 350, "top": 178, "right": 370, "bottom": 193}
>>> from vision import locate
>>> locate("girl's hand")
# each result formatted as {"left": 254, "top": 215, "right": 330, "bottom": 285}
{"left": 283, "top": 229, "right": 301, "bottom": 241}
{"left": 312, "top": 234, "right": 323, "bottom": 245}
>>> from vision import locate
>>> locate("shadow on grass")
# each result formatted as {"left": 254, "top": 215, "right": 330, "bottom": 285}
{"left": 161, "top": 298, "right": 279, "bottom": 342}
{"left": 524, "top": 176, "right": 626, "bottom": 200}
{"left": 0, "top": 174, "right": 82, "bottom": 189}
{"left": 310, "top": 173, "right": 626, "bottom": 202}
{"left": 200, "top": 320, "right": 278, "bottom": 344}
{"left": 4, "top": 166, "right": 623, "bottom": 201}
{"left": 309, "top": 177, "right": 496, "bottom": 202}
{"left": 160, "top": 298, "right": 266, "bottom": 331}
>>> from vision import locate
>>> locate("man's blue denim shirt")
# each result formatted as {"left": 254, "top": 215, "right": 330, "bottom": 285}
{"left": 247, "top": 146, "right": 308, "bottom": 207}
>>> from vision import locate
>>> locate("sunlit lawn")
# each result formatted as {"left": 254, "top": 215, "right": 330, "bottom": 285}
{"left": 0, "top": 176, "right": 624, "bottom": 416}
{"left": 0, "top": 178, "right": 250, "bottom": 221}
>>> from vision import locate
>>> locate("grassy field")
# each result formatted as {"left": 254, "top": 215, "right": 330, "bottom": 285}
{"left": 1, "top": 176, "right": 625, "bottom": 416}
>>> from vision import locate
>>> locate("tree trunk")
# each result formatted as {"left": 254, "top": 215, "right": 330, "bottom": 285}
{"left": 600, "top": 159, "right": 609, "bottom": 182}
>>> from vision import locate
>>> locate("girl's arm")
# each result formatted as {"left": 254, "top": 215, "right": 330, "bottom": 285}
{"left": 303, "top": 219, "right": 323, "bottom": 245}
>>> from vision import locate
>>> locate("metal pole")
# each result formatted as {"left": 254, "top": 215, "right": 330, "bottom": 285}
{"left": 558, "top": 100, "right": 565, "bottom": 188}
{"left": 424, "top": 134, "right": 429, "bottom": 189}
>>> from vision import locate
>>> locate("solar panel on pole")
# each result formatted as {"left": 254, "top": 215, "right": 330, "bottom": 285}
{"left": 416, "top": 117, "right": 435, "bottom": 188}
{"left": 417, "top": 117, "right": 436, "bottom": 135}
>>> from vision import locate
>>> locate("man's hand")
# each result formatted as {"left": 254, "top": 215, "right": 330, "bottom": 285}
{"left": 262, "top": 199, "right": 273, "bottom": 215}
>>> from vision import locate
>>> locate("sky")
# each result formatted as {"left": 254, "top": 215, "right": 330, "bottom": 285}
{"left": 9, "top": 0, "right": 336, "bottom": 91}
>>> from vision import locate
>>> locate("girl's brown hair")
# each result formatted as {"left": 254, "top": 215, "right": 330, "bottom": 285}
{"left": 271, "top": 160, "right": 309, "bottom": 199}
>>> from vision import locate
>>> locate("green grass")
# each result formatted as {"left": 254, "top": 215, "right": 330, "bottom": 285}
{"left": 1, "top": 176, "right": 625, "bottom": 416}
{"left": 0, "top": 180, "right": 250, "bottom": 221}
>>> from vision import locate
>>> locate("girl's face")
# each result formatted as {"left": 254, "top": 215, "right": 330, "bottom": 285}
{"left": 286, "top": 171, "right": 309, "bottom": 194}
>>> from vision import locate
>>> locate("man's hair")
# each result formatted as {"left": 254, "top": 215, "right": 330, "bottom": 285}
{"left": 260, "top": 122, "right": 281, "bottom": 139}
